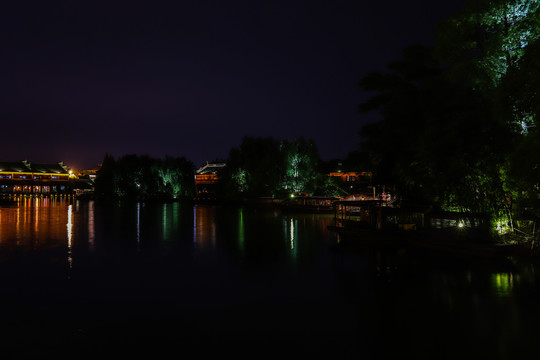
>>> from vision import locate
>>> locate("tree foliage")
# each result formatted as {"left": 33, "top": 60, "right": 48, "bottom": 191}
{"left": 355, "top": 0, "right": 540, "bottom": 232}
{"left": 95, "top": 154, "right": 195, "bottom": 199}
{"left": 218, "top": 136, "right": 327, "bottom": 199}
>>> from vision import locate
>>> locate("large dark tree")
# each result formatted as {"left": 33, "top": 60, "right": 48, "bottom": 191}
{"left": 356, "top": 0, "right": 540, "bottom": 233}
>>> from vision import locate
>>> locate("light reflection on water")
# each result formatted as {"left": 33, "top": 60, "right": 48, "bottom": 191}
{"left": 192, "top": 205, "right": 216, "bottom": 251}
{"left": 0, "top": 197, "right": 76, "bottom": 249}
{"left": 1, "top": 200, "right": 540, "bottom": 358}
{"left": 492, "top": 272, "right": 517, "bottom": 296}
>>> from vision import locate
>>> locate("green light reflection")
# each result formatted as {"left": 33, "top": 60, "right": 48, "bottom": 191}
{"left": 492, "top": 273, "right": 517, "bottom": 296}
{"left": 238, "top": 208, "right": 245, "bottom": 255}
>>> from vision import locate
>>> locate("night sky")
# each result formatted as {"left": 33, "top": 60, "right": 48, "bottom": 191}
{"left": 0, "top": 1, "right": 466, "bottom": 170}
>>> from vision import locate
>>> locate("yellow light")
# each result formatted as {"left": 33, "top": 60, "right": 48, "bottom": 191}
{"left": 290, "top": 194, "right": 295, "bottom": 198}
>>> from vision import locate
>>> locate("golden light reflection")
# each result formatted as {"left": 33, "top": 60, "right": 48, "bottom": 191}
{"left": 16, "top": 203, "right": 20, "bottom": 244}
{"left": 67, "top": 204, "right": 73, "bottom": 270}
{"left": 0, "top": 198, "right": 74, "bottom": 251}
{"left": 193, "top": 205, "right": 216, "bottom": 250}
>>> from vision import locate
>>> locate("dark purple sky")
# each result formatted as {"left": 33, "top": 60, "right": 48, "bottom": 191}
{"left": 0, "top": 1, "right": 466, "bottom": 170}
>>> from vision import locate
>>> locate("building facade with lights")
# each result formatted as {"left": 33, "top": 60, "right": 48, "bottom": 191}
{"left": 0, "top": 161, "right": 76, "bottom": 195}
{"left": 194, "top": 162, "right": 226, "bottom": 201}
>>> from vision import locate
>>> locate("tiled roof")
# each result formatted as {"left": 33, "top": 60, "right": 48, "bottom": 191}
{"left": 0, "top": 161, "right": 69, "bottom": 174}
{"left": 0, "top": 161, "right": 31, "bottom": 172}
{"left": 30, "top": 162, "right": 68, "bottom": 174}
{"left": 196, "top": 163, "right": 226, "bottom": 175}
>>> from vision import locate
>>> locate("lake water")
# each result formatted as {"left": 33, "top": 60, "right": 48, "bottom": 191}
{"left": 0, "top": 198, "right": 539, "bottom": 359}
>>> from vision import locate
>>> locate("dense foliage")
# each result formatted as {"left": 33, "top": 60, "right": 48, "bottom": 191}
{"left": 95, "top": 154, "right": 195, "bottom": 199}
{"left": 217, "top": 136, "right": 334, "bottom": 200}
{"left": 356, "top": 0, "right": 540, "bottom": 231}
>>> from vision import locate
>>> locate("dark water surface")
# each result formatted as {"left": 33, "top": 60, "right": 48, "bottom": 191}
{"left": 1, "top": 198, "right": 540, "bottom": 359}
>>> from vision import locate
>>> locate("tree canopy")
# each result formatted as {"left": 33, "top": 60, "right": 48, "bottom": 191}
{"left": 95, "top": 154, "right": 195, "bottom": 200}
{"left": 356, "top": 0, "right": 540, "bottom": 232}
{"left": 218, "top": 136, "right": 330, "bottom": 200}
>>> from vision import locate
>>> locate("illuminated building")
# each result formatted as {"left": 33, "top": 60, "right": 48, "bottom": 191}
{"left": 327, "top": 171, "right": 372, "bottom": 183}
{"left": 0, "top": 161, "right": 75, "bottom": 195}
{"left": 326, "top": 167, "right": 375, "bottom": 197}
{"left": 77, "top": 164, "right": 102, "bottom": 181}
{"left": 194, "top": 162, "right": 226, "bottom": 201}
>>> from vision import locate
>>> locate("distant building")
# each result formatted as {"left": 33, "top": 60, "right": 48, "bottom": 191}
{"left": 194, "top": 162, "right": 226, "bottom": 200}
{"left": 326, "top": 168, "right": 373, "bottom": 196}
{"left": 78, "top": 164, "right": 102, "bottom": 181}
{"left": 327, "top": 171, "right": 372, "bottom": 183}
{"left": 0, "top": 161, "right": 73, "bottom": 194}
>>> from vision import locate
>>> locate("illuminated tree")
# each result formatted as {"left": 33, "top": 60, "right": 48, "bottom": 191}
{"left": 437, "top": 0, "right": 540, "bottom": 132}
{"left": 358, "top": 40, "right": 514, "bottom": 232}
{"left": 355, "top": 1, "right": 540, "bottom": 232}
{"left": 437, "top": 0, "right": 539, "bottom": 80}
{"left": 280, "top": 137, "right": 322, "bottom": 194}
{"left": 95, "top": 154, "right": 195, "bottom": 199}
{"left": 219, "top": 136, "right": 325, "bottom": 199}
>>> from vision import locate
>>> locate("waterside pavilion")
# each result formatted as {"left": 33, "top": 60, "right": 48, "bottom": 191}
{"left": 0, "top": 161, "right": 91, "bottom": 196}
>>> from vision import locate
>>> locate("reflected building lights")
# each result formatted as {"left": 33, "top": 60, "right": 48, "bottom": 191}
{"left": 193, "top": 206, "right": 197, "bottom": 244}
{"left": 16, "top": 205, "right": 20, "bottom": 244}
{"left": 34, "top": 198, "right": 39, "bottom": 236}
{"left": 0, "top": 198, "right": 79, "bottom": 251}
{"left": 193, "top": 206, "right": 216, "bottom": 250}
{"left": 67, "top": 204, "right": 73, "bottom": 271}
{"left": 88, "top": 200, "right": 95, "bottom": 251}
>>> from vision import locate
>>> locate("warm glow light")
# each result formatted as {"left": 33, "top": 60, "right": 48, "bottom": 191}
{"left": 67, "top": 204, "right": 73, "bottom": 271}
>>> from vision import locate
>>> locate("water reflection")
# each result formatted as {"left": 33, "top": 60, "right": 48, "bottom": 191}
{"left": 2, "top": 200, "right": 540, "bottom": 358}
{"left": 67, "top": 204, "right": 73, "bottom": 270}
{"left": 0, "top": 197, "right": 74, "bottom": 249}
{"left": 492, "top": 272, "right": 517, "bottom": 296}
{"left": 88, "top": 200, "right": 95, "bottom": 251}
{"left": 283, "top": 217, "right": 298, "bottom": 260}
{"left": 136, "top": 202, "right": 140, "bottom": 244}
{"left": 193, "top": 205, "right": 216, "bottom": 250}
{"left": 238, "top": 208, "right": 245, "bottom": 255}
{"left": 162, "top": 203, "right": 168, "bottom": 239}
